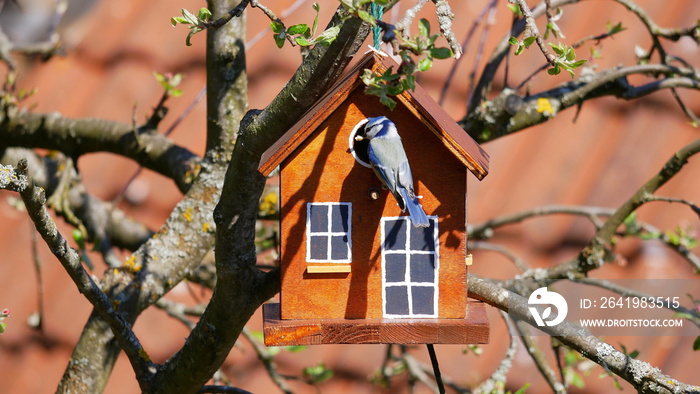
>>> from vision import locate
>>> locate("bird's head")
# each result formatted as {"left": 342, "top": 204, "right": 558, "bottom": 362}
{"left": 361, "top": 116, "right": 397, "bottom": 140}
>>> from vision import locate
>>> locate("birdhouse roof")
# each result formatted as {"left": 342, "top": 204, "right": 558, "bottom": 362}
{"left": 258, "top": 52, "right": 489, "bottom": 179}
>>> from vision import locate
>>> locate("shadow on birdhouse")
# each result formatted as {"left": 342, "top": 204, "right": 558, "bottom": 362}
{"left": 259, "top": 52, "right": 490, "bottom": 346}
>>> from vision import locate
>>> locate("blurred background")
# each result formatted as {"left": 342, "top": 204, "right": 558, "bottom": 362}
{"left": 0, "top": 0, "right": 698, "bottom": 392}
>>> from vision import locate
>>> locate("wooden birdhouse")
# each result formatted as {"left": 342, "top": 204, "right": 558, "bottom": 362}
{"left": 260, "top": 53, "right": 490, "bottom": 346}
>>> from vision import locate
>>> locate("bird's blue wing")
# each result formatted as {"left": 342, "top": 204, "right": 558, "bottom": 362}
{"left": 369, "top": 140, "right": 406, "bottom": 210}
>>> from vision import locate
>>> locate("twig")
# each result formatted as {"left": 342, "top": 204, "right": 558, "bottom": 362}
{"left": 514, "top": 320, "right": 566, "bottom": 394}
{"left": 508, "top": 0, "right": 556, "bottom": 64}
{"left": 395, "top": 0, "right": 430, "bottom": 37}
{"left": 469, "top": 204, "right": 612, "bottom": 240}
{"left": 439, "top": 0, "right": 497, "bottom": 105}
{"left": 552, "top": 138, "right": 700, "bottom": 277}
{"left": 516, "top": 26, "right": 629, "bottom": 90}
{"left": 432, "top": 0, "right": 462, "bottom": 59}
{"left": 29, "top": 225, "right": 44, "bottom": 332}
{"left": 469, "top": 240, "right": 530, "bottom": 273}
{"left": 401, "top": 346, "right": 439, "bottom": 392}
{"left": 246, "top": 0, "right": 310, "bottom": 49}
{"left": 113, "top": 85, "right": 206, "bottom": 205}
{"left": 0, "top": 148, "right": 154, "bottom": 252}
{"left": 200, "top": 0, "right": 251, "bottom": 30}
{"left": 475, "top": 311, "right": 518, "bottom": 394}
{"left": 155, "top": 298, "right": 207, "bottom": 330}
{"left": 241, "top": 327, "right": 293, "bottom": 394}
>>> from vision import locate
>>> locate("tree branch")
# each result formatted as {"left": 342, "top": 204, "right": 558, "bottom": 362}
{"left": 1, "top": 148, "right": 154, "bottom": 253}
{"left": 0, "top": 160, "right": 156, "bottom": 390}
{"left": 549, "top": 138, "right": 700, "bottom": 277}
{"left": 0, "top": 112, "right": 200, "bottom": 193}
{"left": 468, "top": 275, "right": 699, "bottom": 393}
{"left": 463, "top": 63, "right": 699, "bottom": 143}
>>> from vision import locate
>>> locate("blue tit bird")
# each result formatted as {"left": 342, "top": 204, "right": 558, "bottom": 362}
{"left": 356, "top": 116, "right": 430, "bottom": 227}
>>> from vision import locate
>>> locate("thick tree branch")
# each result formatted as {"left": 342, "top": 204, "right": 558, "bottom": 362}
{"left": 463, "top": 64, "right": 699, "bottom": 143}
{"left": 0, "top": 111, "right": 200, "bottom": 193}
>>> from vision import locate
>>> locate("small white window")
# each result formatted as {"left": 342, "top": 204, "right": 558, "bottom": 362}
{"left": 381, "top": 216, "right": 439, "bottom": 318}
{"left": 306, "top": 202, "right": 352, "bottom": 263}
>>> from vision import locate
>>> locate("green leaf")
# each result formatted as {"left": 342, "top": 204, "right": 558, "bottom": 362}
{"left": 270, "top": 21, "right": 285, "bottom": 34}
{"left": 693, "top": 336, "right": 700, "bottom": 351}
{"left": 295, "top": 36, "right": 312, "bottom": 46}
{"left": 287, "top": 24, "right": 310, "bottom": 36}
{"left": 357, "top": 10, "right": 375, "bottom": 25}
{"left": 284, "top": 345, "right": 307, "bottom": 353}
{"left": 514, "top": 44, "right": 524, "bottom": 55}
{"left": 171, "top": 16, "right": 190, "bottom": 26}
{"left": 170, "top": 89, "right": 183, "bottom": 98}
{"left": 508, "top": 37, "right": 519, "bottom": 45}
{"left": 273, "top": 34, "right": 285, "bottom": 48}
{"left": 513, "top": 383, "right": 531, "bottom": 394}
{"left": 429, "top": 47, "right": 452, "bottom": 59}
{"left": 315, "top": 25, "right": 341, "bottom": 44}
{"left": 566, "top": 47, "right": 576, "bottom": 61}
{"left": 402, "top": 74, "right": 415, "bottom": 91}
{"left": 303, "top": 362, "right": 334, "bottom": 383}
{"left": 606, "top": 21, "right": 626, "bottom": 35}
{"left": 0, "top": 322, "right": 5, "bottom": 334}
{"left": 181, "top": 9, "right": 199, "bottom": 25}
{"left": 548, "top": 64, "right": 561, "bottom": 75}
{"left": 507, "top": 3, "right": 523, "bottom": 15}
{"left": 311, "top": 3, "right": 320, "bottom": 36}
{"left": 197, "top": 8, "right": 212, "bottom": 22}
{"left": 379, "top": 94, "right": 396, "bottom": 110}
{"left": 418, "top": 58, "right": 433, "bottom": 72}
{"left": 386, "top": 84, "right": 403, "bottom": 96}
{"left": 72, "top": 228, "right": 85, "bottom": 248}
{"left": 523, "top": 36, "right": 537, "bottom": 47}
{"left": 571, "top": 59, "right": 587, "bottom": 68}
{"left": 186, "top": 27, "right": 202, "bottom": 46}
{"left": 572, "top": 372, "right": 585, "bottom": 388}
{"left": 564, "top": 350, "right": 577, "bottom": 366}
{"left": 550, "top": 42, "right": 566, "bottom": 56}
{"left": 419, "top": 19, "right": 430, "bottom": 37}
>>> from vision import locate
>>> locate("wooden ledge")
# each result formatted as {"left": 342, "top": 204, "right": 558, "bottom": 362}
{"left": 262, "top": 302, "right": 489, "bottom": 346}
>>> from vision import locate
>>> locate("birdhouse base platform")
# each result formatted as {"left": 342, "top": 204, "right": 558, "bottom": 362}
{"left": 262, "top": 301, "right": 489, "bottom": 346}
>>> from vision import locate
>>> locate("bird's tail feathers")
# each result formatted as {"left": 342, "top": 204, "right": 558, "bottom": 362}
{"left": 400, "top": 188, "right": 430, "bottom": 227}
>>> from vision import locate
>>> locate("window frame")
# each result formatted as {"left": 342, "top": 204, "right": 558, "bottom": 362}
{"left": 305, "top": 202, "right": 353, "bottom": 264}
{"left": 380, "top": 216, "right": 440, "bottom": 318}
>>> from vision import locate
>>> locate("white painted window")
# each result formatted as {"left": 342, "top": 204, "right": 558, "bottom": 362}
{"left": 381, "top": 216, "right": 439, "bottom": 318}
{"left": 306, "top": 203, "right": 352, "bottom": 263}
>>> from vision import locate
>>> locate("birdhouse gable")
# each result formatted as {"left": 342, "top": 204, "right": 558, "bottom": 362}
{"left": 258, "top": 52, "right": 489, "bottom": 179}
